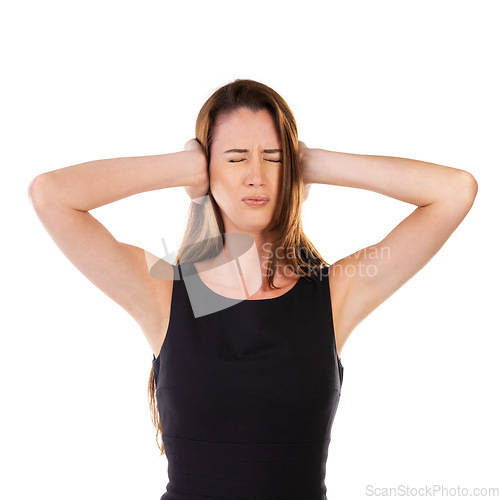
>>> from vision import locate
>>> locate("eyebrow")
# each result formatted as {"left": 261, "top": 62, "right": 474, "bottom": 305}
{"left": 223, "top": 148, "right": 282, "bottom": 154}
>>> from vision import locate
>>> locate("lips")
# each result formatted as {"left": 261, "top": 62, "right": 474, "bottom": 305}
{"left": 242, "top": 197, "right": 270, "bottom": 207}
{"left": 242, "top": 195, "right": 270, "bottom": 201}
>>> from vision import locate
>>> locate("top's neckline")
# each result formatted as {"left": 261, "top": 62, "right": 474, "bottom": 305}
{"left": 184, "top": 262, "right": 305, "bottom": 303}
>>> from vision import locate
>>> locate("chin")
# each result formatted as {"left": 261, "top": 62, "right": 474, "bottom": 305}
{"left": 230, "top": 216, "right": 271, "bottom": 234}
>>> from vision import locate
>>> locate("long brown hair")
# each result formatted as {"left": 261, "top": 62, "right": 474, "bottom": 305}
{"left": 148, "top": 78, "right": 329, "bottom": 455}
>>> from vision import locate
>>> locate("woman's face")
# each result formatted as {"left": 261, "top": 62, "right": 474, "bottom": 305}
{"left": 209, "top": 107, "right": 283, "bottom": 237}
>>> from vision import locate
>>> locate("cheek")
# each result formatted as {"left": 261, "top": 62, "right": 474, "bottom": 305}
{"left": 271, "top": 167, "right": 283, "bottom": 194}
{"left": 210, "top": 168, "right": 235, "bottom": 205}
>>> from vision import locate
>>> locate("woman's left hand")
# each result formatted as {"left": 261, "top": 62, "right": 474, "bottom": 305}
{"left": 298, "top": 140, "right": 312, "bottom": 201}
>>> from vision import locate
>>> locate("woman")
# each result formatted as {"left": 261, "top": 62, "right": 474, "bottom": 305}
{"left": 28, "top": 79, "right": 478, "bottom": 500}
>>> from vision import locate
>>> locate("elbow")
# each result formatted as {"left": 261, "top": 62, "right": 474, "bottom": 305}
{"left": 28, "top": 173, "right": 53, "bottom": 211}
{"left": 27, "top": 175, "right": 41, "bottom": 208}
{"left": 451, "top": 170, "right": 478, "bottom": 207}
{"left": 461, "top": 170, "right": 478, "bottom": 204}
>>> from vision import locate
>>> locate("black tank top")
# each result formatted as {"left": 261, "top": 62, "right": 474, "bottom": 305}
{"left": 152, "top": 262, "right": 344, "bottom": 500}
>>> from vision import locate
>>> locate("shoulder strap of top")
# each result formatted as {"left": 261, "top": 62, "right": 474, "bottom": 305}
{"left": 305, "top": 264, "right": 330, "bottom": 281}
{"left": 318, "top": 265, "right": 330, "bottom": 281}
{"left": 317, "top": 265, "right": 344, "bottom": 374}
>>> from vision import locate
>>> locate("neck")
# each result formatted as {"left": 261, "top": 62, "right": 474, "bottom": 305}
{"left": 195, "top": 231, "right": 291, "bottom": 296}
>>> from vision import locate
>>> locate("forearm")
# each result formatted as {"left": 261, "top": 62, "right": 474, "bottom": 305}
{"left": 304, "top": 148, "right": 476, "bottom": 207}
{"left": 29, "top": 151, "right": 204, "bottom": 211}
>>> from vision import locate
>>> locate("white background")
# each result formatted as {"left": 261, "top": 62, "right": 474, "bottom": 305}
{"left": 2, "top": 1, "right": 498, "bottom": 499}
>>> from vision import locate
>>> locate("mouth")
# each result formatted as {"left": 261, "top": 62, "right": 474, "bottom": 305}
{"left": 242, "top": 195, "right": 270, "bottom": 207}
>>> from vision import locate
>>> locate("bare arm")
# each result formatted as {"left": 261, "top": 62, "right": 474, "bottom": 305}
{"left": 29, "top": 150, "right": 206, "bottom": 211}
{"left": 301, "top": 147, "right": 478, "bottom": 354}
{"left": 28, "top": 148, "right": 208, "bottom": 355}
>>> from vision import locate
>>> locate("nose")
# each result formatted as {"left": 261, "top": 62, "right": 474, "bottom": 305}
{"left": 245, "top": 156, "right": 266, "bottom": 187}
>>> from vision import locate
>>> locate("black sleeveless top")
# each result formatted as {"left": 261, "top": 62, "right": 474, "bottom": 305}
{"left": 152, "top": 263, "right": 344, "bottom": 500}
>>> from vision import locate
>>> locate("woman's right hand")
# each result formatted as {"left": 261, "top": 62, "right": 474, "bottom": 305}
{"left": 183, "top": 138, "right": 209, "bottom": 204}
